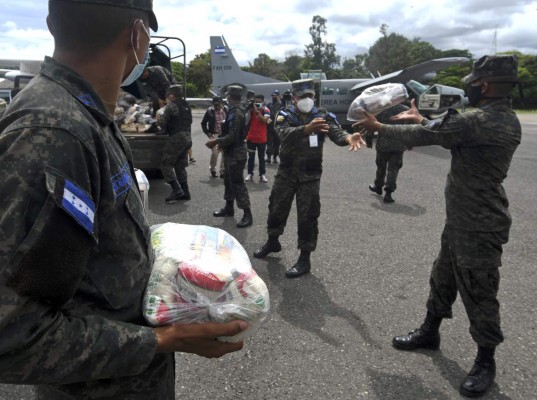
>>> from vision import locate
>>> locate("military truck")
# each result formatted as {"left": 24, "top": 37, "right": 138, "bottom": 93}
{"left": 120, "top": 35, "right": 186, "bottom": 176}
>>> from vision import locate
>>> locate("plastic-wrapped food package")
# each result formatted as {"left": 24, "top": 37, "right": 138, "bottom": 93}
{"left": 347, "top": 83, "right": 408, "bottom": 122}
{"left": 143, "top": 223, "right": 270, "bottom": 343}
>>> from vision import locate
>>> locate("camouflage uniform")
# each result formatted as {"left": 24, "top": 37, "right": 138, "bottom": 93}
{"left": 159, "top": 97, "right": 193, "bottom": 186}
{"left": 367, "top": 104, "right": 410, "bottom": 193}
{"left": 140, "top": 65, "right": 176, "bottom": 101}
{"left": 0, "top": 57, "right": 174, "bottom": 398}
{"left": 268, "top": 105, "right": 351, "bottom": 252}
{"left": 266, "top": 96, "right": 282, "bottom": 160}
{"left": 216, "top": 103, "right": 251, "bottom": 209}
{"left": 380, "top": 98, "right": 521, "bottom": 347}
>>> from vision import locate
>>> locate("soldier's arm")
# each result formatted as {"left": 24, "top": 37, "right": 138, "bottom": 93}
{"left": 216, "top": 110, "right": 244, "bottom": 148}
{"left": 157, "top": 103, "right": 175, "bottom": 134}
{"left": 0, "top": 128, "right": 157, "bottom": 384}
{"left": 380, "top": 111, "right": 474, "bottom": 148}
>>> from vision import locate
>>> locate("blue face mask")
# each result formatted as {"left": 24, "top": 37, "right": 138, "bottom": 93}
{"left": 121, "top": 21, "right": 151, "bottom": 87}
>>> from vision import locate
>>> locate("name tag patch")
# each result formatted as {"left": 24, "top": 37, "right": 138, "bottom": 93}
{"left": 111, "top": 163, "right": 133, "bottom": 198}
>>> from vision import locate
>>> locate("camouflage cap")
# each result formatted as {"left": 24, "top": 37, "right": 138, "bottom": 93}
{"left": 292, "top": 79, "right": 315, "bottom": 97}
{"left": 225, "top": 85, "right": 245, "bottom": 97}
{"left": 167, "top": 84, "right": 183, "bottom": 96}
{"left": 212, "top": 96, "right": 223, "bottom": 104}
{"left": 246, "top": 89, "right": 256, "bottom": 98}
{"left": 62, "top": 0, "right": 158, "bottom": 31}
{"left": 462, "top": 55, "right": 518, "bottom": 84}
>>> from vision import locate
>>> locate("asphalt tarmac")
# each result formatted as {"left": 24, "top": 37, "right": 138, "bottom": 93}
{"left": 1, "top": 112, "right": 536, "bottom": 400}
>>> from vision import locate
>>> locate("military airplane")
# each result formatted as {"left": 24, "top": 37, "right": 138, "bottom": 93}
{"left": 210, "top": 36, "right": 469, "bottom": 124}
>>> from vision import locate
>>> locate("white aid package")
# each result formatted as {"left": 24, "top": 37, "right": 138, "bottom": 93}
{"left": 143, "top": 223, "right": 270, "bottom": 343}
{"left": 347, "top": 83, "right": 408, "bottom": 122}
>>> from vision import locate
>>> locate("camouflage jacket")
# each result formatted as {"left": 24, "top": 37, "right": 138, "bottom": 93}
{"left": 158, "top": 98, "right": 193, "bottom": 142}
{"left": 216, "top": 103, "right": 247, "bottom": 159}
{"left": 275, "top": 105, "right": 350, "bottom": 182}
{"left": 0, "top": 57, "right": 173, "bottom": 398}
{"left": 371, "top": 104, "right": 411, "bottom": 152}
{"left": 140, "top": 65, "right": 176, "bottom": 100}
{"left": 380, "top": 99, "right": 521, "bottom": 232}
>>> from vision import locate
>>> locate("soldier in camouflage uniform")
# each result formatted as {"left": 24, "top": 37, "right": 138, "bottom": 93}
{"left": 159, "top": 84, "right": 193, "bottom": 203}
{"left": 253, "top": 79, "right": 365, "bottom": 278}
{"left": 357, "top": 55, "right": 521, "bottom": 398}
{"left": 365, "top": 104, "right": 411, "bottom": 203}
{"left": 139, "top": 64, "right": 177, "bottom": 116}
{"left": 266, "top": 89, "right": 283, "bottom": 164}
{"left": 206, "top": 85, "right": 253, "bottom": 228}
{"left": 0, "top": 1, "right": 246, "bottom": 399}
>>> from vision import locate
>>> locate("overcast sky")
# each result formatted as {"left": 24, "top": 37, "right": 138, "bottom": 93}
{"left": 1, "top": 0, "right": 536, "bottom": 67}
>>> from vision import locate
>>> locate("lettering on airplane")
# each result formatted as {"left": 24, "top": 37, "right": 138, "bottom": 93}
{"left": 321, "top": 99, "right": 353, "bottom": 106}
{"left": 212, "top": 65, "right": 233, "bottom": 71}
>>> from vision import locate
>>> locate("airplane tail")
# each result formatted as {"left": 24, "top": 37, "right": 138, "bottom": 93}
{"left": 210, "top": 36, "right": 281, "bottom": 94}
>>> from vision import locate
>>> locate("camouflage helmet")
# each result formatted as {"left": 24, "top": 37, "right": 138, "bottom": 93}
{"left": 292, "top": 79, "right": 315, "bottom": 97}
{"left": 462, "top": 55, "right": 518, "bottom": 84}
{"left": 167, "top": 84, "right": 183, "bottom": 97}
{"left": 61, "top": 0, "right": 158, "bottom": 31}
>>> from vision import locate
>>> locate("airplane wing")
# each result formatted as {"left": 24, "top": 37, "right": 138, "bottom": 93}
{"left": 0, "top": 59, "right": 42, "bottom": 80}
{"left": 350, "top": 57, "right": 469, "bottom": 92}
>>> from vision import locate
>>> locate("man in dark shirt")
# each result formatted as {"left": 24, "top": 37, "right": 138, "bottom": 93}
{"left": 357, "top": 55, "right": 521, "bottom": 398}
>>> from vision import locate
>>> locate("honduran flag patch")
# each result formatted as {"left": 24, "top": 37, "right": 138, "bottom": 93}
{"left": 62, "top": 179, "right": 95, "bottom": 235}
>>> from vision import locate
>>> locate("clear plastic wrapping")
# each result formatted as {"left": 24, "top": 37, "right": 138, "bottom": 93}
{"left": 143, "top": 223, "right": 270, "bottom": 343}
{"left": 347, "top": 83, "right": 408, "bottom": 122}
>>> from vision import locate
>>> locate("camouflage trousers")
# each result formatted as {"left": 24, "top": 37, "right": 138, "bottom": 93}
{"left": 267, "top": 176, "right": 320, "bottom": 252}
{"left": 160, "top": 134, "right": 192, "bottom": 184}
{"left": 426, "top": 225, "right": 508, "bottom": 347}
{"left": 222, "top": 154, "right": 251, "bottom": 209}
{"left": 266, "top": 127, "right": 280, "bottom": 157}
{"left": 374, "top": 150, "right": 403, "bottom": 192}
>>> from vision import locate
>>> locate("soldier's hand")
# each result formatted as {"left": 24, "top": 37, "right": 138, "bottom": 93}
{"left": 347, "top": 132, "right": 366, "bottom": 151}
{"left": 305, "top": 118, "right": 329, "bottom": 135}
{"left": 206, "top": 139, "right": 218, "bottom": 149}
{"left": 389, "top": 99, "right": 423, "bottom": 124}
{"left": 154, "top": 320, "right": 248, "bottom": 358}
{"left": 352, "top": 112, "right": 382, "bottom": 133}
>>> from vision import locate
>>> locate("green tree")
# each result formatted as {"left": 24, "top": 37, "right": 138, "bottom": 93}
{"left": 303, "top": 15, "right": 341, "bottom": 77}
{"left": 282, "top": 52, "right": 304, "bottom": 81}
{"left": 409, "top": 38, "right": 442, "bottom": 64}
{"left": 366, "top": 24, "right": 413, "bottom": 74}
{"left": 185, "top": 51, "right": 212, "bottom": 97}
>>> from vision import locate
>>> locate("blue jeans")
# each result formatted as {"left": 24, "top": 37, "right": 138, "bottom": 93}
{"left": 247, "top": 141, "right": 266, "bottom": 175}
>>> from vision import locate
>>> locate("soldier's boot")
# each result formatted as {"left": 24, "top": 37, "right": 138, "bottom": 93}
{"left": 265, "top": 155, "right": 272, "bottom": 164}
{"left": 253, "top": 236, "right": 282, "bottom": 258}
{"left": 165, "top": 180, "right": 185, "bottom": 203}
{"left": 236, "top": 207, "right": 253, "bottom": 228}
{"left": 285, "top": 251, "right": 311, "bottom": 278}
{"left": 383, "top": 189, "right": 395, "bottom": 203}
{"left": 392, "top": 311, "right": 442, "bottom": 350}
{"left": 213, "top": 201, "right": 234, "bottom": 217}
{"left": 460, "top": 346, "right": 496, "bottom": 398}
{"left": 177, "top": 182, "right": 191, "bottom": 201}
{"left": 273, "top": 155, "right": 278, "bottom": 164}
{"left": 369, "top": 184, "right": 382, "bottom": 195}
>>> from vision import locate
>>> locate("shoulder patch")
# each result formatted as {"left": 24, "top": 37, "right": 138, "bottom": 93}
{"left": 62, "top": 179, "right": 96, "bottom": 234}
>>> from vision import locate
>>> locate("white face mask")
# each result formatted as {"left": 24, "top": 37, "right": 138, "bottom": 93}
{"left": 297, "top": 97, "right": 314, "bottom": 113}
{"left": 121, "top": 20, "right": 151, "bottom": 87}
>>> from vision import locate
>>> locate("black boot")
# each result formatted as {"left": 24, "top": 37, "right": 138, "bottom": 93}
{"left": 213, "top": 201, "right": 234, "bottom": 217}
{"left": 383, "top": 190, "right": 395, "bottom": 203}
{"left": 392, "top": 311, "right": 442, "bottom": 350}
{"left": 165, "top": 180, "right": 185, "bottom": 203}
{"left": 265, "top": 156, "right": 272, "bottom": 164}
{"left": 178, "top": 182, "right": 191, "bottom": 200}
{"left": 460, "top": 346, "right": 496, "bottom": 398}
{"left": 253, "top": 236, "right": 282, "bottom": 258}
{"left": 369, "top": 184, "right": 382, "bottom": 195}
{"left": 236, "top": 207, "right": 253, "bottom": 228}
{"left": 273, "top": 155, "right": 278, "bottom": 164}
{"left": 285, "top": 251, "right": 311, "bottom": 278}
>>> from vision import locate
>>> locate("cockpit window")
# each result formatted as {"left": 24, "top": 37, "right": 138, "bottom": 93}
{"left": 406, "top": 80, "right": 428, "bottom": 95}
